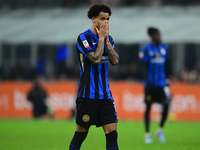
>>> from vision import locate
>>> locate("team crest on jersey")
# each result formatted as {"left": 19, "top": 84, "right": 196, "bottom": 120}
{"left": 161, "top": 48, "right": 166, "bottom": 55}
{"left": 83, "top": 40, "right": 90, "bottom": 48}
{"left": 156, "top": 53, "right": 161, "bottom": 58}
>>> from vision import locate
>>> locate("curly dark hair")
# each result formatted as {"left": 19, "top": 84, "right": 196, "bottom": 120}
{"left": 147, "top": 27, "right": 160, "bottom": 36}
{"left": 87, "top": 3, "right": 112, "bottom": 19}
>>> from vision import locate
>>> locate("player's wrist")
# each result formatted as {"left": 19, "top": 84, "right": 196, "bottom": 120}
{"left": 99, "top": 36, "right": 104, "bottom": 41}
{"left": 106, "top": 37, "right": 110, "bottom": 43}
{"left": 166, "top": 79, "right": 171, "bottom": 86}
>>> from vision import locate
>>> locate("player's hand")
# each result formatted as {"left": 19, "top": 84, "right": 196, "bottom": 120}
{"left": 106, "top": 36, "right": 110, "bottom": 43}
{"left": 166, "top": 78, "right": 171, "bottom": 86}
{"left": 105, "top": 20, "right": 109, "bottom": 38}
{"left": 95, "top": 20, "right": 109, "bottom": 39}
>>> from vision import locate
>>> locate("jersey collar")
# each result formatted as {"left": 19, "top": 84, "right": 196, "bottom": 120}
{"left": 88, "top": 29, "right": 99, "bottom": 40}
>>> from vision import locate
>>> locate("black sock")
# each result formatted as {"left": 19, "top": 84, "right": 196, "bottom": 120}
{"left": 144, "top": 103, "right": 151, "bottom": 133}
{"left": 106, "top": 130, "right": 119, "bottom": 150}
{"left": 69, "top": 131, "right": 87, "bottom": 150}
{"left": 160, "top": 103, "right": 169, "bottom": 128}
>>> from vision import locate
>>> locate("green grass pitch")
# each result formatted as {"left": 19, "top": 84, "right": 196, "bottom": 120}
{"left": 0, "top": 120, "right": 200, "bottom": 150}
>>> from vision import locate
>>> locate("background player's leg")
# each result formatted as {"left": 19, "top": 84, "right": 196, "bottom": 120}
{"left": 102, "top": 123, "right": 119, "bottom": 150}
{"left": 69, "top": 124, "right": 90, "bottom": 150}
{"left": 144, "top": 102, "right": 153, "bottom": 143}
{"left": 144, "top": 103, "right": 151, "bottom": 133}
{"left": 160, "top": 100, "right": 169, "bottom": 128}
{"left": 156, "top": 100, "right": 170, "bottom": 143}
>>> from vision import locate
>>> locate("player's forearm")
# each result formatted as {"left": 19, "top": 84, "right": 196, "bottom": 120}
{"left": 87, "top": 37, "right": 104, "bottom": 65}
{"left": 93, "top": 38, "right": 104, "bottom": 60}
{"left": 106, "top": 40, "right": 119, "bottom": 66}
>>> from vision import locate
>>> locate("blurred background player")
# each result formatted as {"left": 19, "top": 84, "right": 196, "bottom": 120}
{"left": 27, "top": 81, "right": 53, "bottom": 119}
{"left": 139, "top": 27, "right": 172, "bottom": 144}
{"left": 69, "top": 3, "right": 119, "bottom": 150}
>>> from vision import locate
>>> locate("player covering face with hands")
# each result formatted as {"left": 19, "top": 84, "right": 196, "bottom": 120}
{"left": 69, "top": 3, "right": 119, "bottom": 150}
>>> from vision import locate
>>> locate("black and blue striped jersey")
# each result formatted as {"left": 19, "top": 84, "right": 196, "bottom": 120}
{"left": 76, "top": 29, "right": 114, "bottom": 100}
{"left": 139, "top": 43, "right": 170, "bottom": 88}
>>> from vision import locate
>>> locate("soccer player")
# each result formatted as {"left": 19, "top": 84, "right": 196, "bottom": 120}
{"left": 139, "top": 27, "right": 171, "bottom": 144}
{"left": 69, "top": 3, "right": 119, "bottom": 150}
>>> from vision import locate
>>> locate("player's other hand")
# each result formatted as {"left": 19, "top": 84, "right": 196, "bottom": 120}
{"left": 166, "top": 77, "right": 172, "bottom": 86}
{"left": 95, "top": 20, "right": 109, "bottom": 39}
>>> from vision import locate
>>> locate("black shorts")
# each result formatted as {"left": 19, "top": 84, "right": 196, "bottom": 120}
{"left": 144, "top": 86, "right": 171, "bottom": 104}
{"left": 76, "top": 98, "right": 118, "bottom": 127}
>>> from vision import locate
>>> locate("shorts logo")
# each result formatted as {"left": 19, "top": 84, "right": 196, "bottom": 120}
{"left": 146, "top": 95, "right": 152, "bottom": 101}
{"left": 83, "top": 40, "right": 90, "bottom": 48}
{"left": 82, "top": 114, "right": 90, "bottom": 122}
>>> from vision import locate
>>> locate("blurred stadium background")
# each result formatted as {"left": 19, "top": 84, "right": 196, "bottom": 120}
{"left": 0, "top": 1, "right": 200, "bottom": 149}
{"left": 0, "top": 0, "right": 200, "bottom": 82}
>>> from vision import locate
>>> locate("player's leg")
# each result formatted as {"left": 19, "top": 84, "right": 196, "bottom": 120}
{"left": 144, "top": 102, "right": 151, "bottom": 133}
{"left": 155, "top": 99, "right": 170, "bottom": 143}
{"left": 160, "top": 100, "right": 170, "bottom": 129}
{"left": 143, "top": 86, "right": 154, "bottom": 143}
{"left": 69, "top": 124, "right": 90, "bottom": 150}
{"left": 160, "top": 86, "right": 171, "bottom": 129}
{"left": 102, "top": 123, "right": 118, "bottom": 150}
{"left": 144, "top": 102, "right": 153, "bottom": 143}
{"left": 156, "top": 87, "right": 171, "bottom": 143}
{"left": 97, "top": 99, "right": 119, "bottom": 150}
{"left": 69, "top": 98, "right": 95, "bottom": 150}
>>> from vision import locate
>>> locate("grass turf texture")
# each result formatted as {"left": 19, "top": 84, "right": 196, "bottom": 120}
{"left": 0, "top": 120, "right": 200, "bottom": 150}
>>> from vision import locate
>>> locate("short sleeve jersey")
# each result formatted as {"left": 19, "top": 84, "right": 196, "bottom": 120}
{"left": 139, "top": 43, "right": 170, "bottom": 88}
{"left": 76, "top": 29, "right": 115, "bottom": 100}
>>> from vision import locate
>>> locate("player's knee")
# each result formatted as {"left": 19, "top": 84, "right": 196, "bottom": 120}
{"left": 103, "top": 123, "right": 117, "bottom": 134}
{"left": 76, "top": 124, "right": 90, "bottom": 132}
{"left": 106, "top": 130, "right": 118, "bottom": 141}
